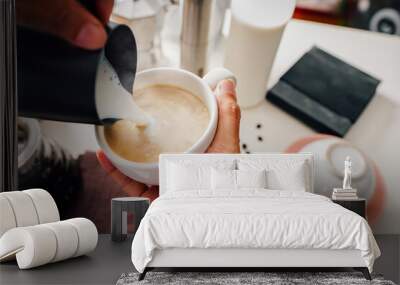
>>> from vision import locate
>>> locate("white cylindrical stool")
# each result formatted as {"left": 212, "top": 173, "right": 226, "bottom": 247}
{"left": 224, "top": 0, "right": 295, "bottom": 108}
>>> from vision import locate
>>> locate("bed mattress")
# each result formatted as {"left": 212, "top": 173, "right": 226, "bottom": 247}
{"left": 131, "top": 190, "right": 380, "bottom": 273}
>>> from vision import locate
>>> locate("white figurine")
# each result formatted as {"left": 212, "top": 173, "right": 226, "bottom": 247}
{"left": 343, "top": 156, "right": 352, "bottom": 190}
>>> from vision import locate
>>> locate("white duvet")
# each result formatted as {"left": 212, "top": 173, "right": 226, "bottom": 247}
{"left": 131, "top": 190, "right": 380, "bottom": 273}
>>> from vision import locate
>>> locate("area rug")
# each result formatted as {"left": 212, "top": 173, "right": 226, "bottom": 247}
{"left": 116, "top": 272, "right": 396, "bottom": 285}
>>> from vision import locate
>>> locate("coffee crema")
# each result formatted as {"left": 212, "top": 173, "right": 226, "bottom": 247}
{"left": 104, "top": 84, "right": 210, "bottom": 163}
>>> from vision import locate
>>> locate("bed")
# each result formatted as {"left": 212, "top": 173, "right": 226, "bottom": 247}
{"left": 131, "top": 154, "right": 380, "bottom": 280}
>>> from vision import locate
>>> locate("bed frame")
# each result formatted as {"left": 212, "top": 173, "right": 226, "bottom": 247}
{"left": 138, "top": 154, "right": 372, "bottom": 281}
{"left": 139, "top": 248, "right": 371, "bottom": 280}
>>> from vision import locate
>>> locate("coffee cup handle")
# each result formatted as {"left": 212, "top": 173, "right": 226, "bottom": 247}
{"left": 203, "top": 68, "right": 237, "bottom": 91}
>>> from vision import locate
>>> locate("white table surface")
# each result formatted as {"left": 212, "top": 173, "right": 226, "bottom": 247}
{"left": 40, "top": 19, "right": 400, "bottom": 234}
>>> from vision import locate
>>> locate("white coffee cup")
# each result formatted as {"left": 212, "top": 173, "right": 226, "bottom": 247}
{"left": 95, "top": 67, "right": 235, "bottom": 185}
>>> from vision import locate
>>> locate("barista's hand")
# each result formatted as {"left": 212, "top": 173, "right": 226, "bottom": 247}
{"left": 16, "top": 0, "right": 114, "bottom": 50}
{"left": 97, "top": 79, "right": 241, "bottom": 201}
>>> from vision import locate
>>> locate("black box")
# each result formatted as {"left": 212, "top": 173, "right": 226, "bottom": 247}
{"left": 267, "top": 47, "right": 380, "bottom": 137}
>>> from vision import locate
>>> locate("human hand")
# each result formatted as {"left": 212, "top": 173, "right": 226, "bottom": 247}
{"left": 96, "top": 79, "right": 241, "bottom": 200}
{"left": 206, "top": 79, "right": 241, "bottom": 153}
{"left": 16, "top": 0, "right": 114, "bottom": 50}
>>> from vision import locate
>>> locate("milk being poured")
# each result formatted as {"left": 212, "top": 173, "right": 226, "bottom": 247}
{"left": 95, "top": 56, "right": 151, "bottom": 127}
{"left": 104, "top": 84, "right": 210, "bottom": 163}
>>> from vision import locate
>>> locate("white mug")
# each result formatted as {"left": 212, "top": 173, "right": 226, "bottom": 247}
{"left": 95, "top": 67, "right": 235, "bottom": 185}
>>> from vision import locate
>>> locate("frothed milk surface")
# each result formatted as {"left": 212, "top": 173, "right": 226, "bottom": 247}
{"left": 104, "top": 85, "right": 209, "bottom": 163}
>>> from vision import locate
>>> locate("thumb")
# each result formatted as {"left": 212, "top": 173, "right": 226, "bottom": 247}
{"left": 17, "top": 0, "right": 107, "bottom": 50}
{"left": 207, "top": 80, "right": 241, "bottom": 153}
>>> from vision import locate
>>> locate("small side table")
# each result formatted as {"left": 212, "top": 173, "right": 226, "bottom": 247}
{"left": 332, "top": 198, "right": 366, "bottom": 219}
{"left": 111, "top": 197, "right": 150, "bottom": 242}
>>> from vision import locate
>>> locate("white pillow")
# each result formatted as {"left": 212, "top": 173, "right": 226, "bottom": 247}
{"left": 236, "top": 169, "right": 267, "bottom": 189}
{"left": 166, "top": 160, "right": 235, "bottom": 191}
{"left": 211, "top": 168, "right": 236, "bottom": 190}
{"left": 238, "top": 159, "right": 309, "bottom": 191}
{"left": 211, "top": 169, "right": 267, "bottom": 190}
{"left": 167, "top": 163, "right": 209, "bottom": 191}
{"left": 268, "top": 163, "right": 307, "bottom": 191}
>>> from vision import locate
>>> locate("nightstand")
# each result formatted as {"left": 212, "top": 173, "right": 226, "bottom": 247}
{"left": 332, "top": 198, "right": 366, "bottom": 219}
{"left": 111, "top": 197, "right": 150, "bottom": 242}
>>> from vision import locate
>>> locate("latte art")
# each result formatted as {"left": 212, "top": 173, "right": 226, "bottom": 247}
{"left": 104, "top": 85, "right": 210, "bottom": 163}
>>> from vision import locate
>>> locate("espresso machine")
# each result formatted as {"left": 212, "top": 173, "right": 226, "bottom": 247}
{"left": 111, "top": 0, "right": 229, "bottom": 75}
